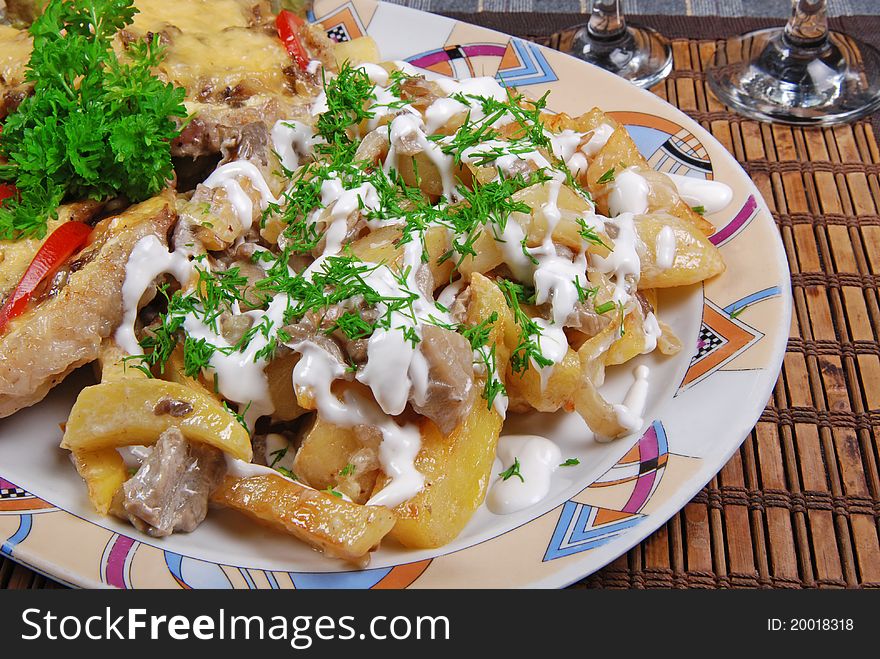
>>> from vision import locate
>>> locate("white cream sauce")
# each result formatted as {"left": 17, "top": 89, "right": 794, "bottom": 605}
{"left": 115, "top": 235, "right": 194, "bottom": 355}
{"left": 289, "top": 340, "right": 425, "bottom": 508}
{"left": 487, "top": 434, "right": 562, "bottom": 515}
{"left": 424, "top": 96, "right": 467, "bottom": 134}
{"left": 655, "top": 225, "right": 676, "bottom": 270}
{"left": 612, "top": 365, "right": 651, "bottom": 435}
{"left": 581, "top": 123, "right": 615, "bottom": 156}
{"left": 270, "top": 120, "right": 317, "bottom": 172}
{"left": 202, "top": 161, "right": 279, "bottom": 232}
{"left": 664, "top": 173, "right": 733, "bottom": 214}
{"left": 592, "top": 212, "right": 641, "bottom": 305}
{"left": 608, "top": 167, "right": 650, "bottom": 216}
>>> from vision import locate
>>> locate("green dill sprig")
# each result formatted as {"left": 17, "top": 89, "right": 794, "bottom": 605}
{"left": 499, "top": 457, "right": 525, "bottom": 483}
{"left": 576, "top": 217, "right": 611, "bottom": 249}
{"left": 496, "top": 278, "right": 552, "bottom": 374}
{"left": 315, "top": 62, "right": 377, "bottom": 150}
{"left": 596, "top": 167, "right": 616, "bottom": 184}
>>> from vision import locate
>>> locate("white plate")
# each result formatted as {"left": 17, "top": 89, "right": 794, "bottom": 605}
{"left": 0, "top": 0, "right": 791, "bottom": 589}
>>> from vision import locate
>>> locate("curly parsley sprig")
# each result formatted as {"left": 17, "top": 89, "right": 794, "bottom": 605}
{"left": 0, "top": 0, "right": 187, "bottom": 240}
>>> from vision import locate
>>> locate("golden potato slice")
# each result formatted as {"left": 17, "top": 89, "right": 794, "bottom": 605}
{"left": 639, "top": 169, "right": 715, "bottom": 235}
{"left": 425, "top": 225, "right": 455, "bottom": 287}
{"left": 71, "top": 449, "right": 129, "bottom": 515}
{"left": 575, "top": 315, "right": 628, "bottom": 440}
{"left": 211, "top": 474, "right": 395, "bottom": 564}
{"left": 61, "top": 379, "right": 252, "bottom": 462}
{"left": 513, "top": 181, "right": 609, "bottom": 254}
{"left": 540, "top": 107, "right": 619, "bottom": 134}
{"left": 332, "top": 36, "right": 381, "bottom": 66}
{"left": 635, "top": 212, "right": 725, "bottom": 288}
{"left": 349, "top": 224, "right": 402, "bottom": 265}
{"left": 266, "top": 350, "right": 307, "bottom": 422}
{"left": 293, "top": 416, "right": 376, "bottom": 501}
{"left": 586, "top": 125, "right": 649, "bottom": 200}
{"left": 505, "top": 346, "right": 580, "bottom": 413}
{"left": 467, "top": 272, "right": 515, "bottom": 372}
{"left": 605, "top": 307, "right": 646, "bottom": 366}
{"left": 377, "top": 401, "right": 503, "bottom": 548}
{"left": 456, "top": 230, "right": 504, "bottom": 279}
{"left": 163, "top": 344, "right": 222, "bottom": 400}
{"left": 395, "top": 152, "right": 468, "bottom": 200}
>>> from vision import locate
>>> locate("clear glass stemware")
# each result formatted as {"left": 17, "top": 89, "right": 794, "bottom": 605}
{"left": 566, "top": 0, "right": 672, "bottom": 89}
{"left": 706, "top": 0, "right": 880, "bottom": 125}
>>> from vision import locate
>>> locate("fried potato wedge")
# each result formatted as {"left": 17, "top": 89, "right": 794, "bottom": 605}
{"left": 575, "top": 314, "right": 628, "bottom": 440}
{"left": 513, "top": 181, "right": 610, "bottom": 255}
{"left": 505, "top": 347, "right": 580, "bottom": 413}
{"left": 635, "top": 212, "right": 725, "bottom": 289}
{"left": 61, "top": 379, "right": 252, "bottom": 462}
{"left": 377, "top": 401, "right": 503, "bottom": 549}
{"left": 71, "top": 448, "right": 129, "bottom": 516}
{"left": 211, "top": 474, "right": 395, "bottom": 564}
{"left": 586, "top": 125, "right": 649, "bottom": 200}
{"left": 585, "top": 126, "right": 714, "bottom": 234}
{"left": 332, "top": 36, "right": 380, "bottom": 66}
{"left": 467, "top": 272, "right": 515, "bottom": 371}
{"left": 293, "top": 416, "right": 377, "bottom": 503}
{"left": 540, "top": 107, "right": 618, "bottom": 134}
{"left": 265, "top": 349, "right": 307, "bottom": 422}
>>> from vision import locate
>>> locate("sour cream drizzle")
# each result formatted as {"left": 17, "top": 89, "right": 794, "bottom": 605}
{"left": 115, "top": 235, "right": 193, "bottom": 355}
{"left": 664, "top": 173, "right": 733, "bottom": 214}
{"left": 270, "top": 120, "right": 317, "bottom": 172}
{"left": 655, "top": 225, "right": 676, "bottom": 270}
{"left": 290, "top": 340, "right": 424, "bottom": 508}
{"left": 612, "top": 365, "right": 651, "bottom": 435}
{"left": 487, "top": 434, "right": 562, "bottom": 515}
{"left": 202, "top": 161, "right": 280, "bottom": 232}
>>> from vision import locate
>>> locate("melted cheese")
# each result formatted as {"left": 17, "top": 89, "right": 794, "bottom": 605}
{"left": 159, "top": 28, "right": 291, "bottom": 96}
{"left": 130, "top": 0, "right": 251, "bottom": 35}
{"left": 0, "top": 25, "right": 31, "bottom": 88}
{"left": 125, "top": 0, "right": 291, "bottom": 98}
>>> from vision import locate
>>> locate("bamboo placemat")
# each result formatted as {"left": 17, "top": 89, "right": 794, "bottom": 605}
{"left": 3, "top": 14, "right": 880, "bottom": 590}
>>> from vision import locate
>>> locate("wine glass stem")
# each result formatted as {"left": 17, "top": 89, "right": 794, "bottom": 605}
{"left": 785, "top": 0, "right": 829, "bottom": 47}
{"left": 588, "top": 0, "right": 627, "bottom": 40}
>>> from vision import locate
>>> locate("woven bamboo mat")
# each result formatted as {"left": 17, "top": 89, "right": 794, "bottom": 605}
{"left": 3, "top": 14, "right": 880, "bottom": 590}
{"left": 545, "top": 21, "right": 880, "bottom": 590}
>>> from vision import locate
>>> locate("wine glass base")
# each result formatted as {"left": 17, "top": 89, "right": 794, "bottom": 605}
{"left": 568, "top": 24, "right": 672, "bottom": 89}
{"left": 707, "top": 28, "right": 880, "bottom": 126}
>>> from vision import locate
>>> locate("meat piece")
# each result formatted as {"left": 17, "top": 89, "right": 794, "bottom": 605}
{"left": 565, "top": 301, "right": 611, "bottom": 338}
{"left": 226, "top": 121, "right": 271, "bottom": 167}
{"left": 171, "top": 118, "right": 222, "bottom": 159}
{"left": 0, "top": 193, "right": 176, "bottom": 417}
{"left": 282, "top": 313, "right": 348, "bottom": 368}
{"left": 121, "top": 427, "right": 226, "bottom": 537}
{"left": 153, "top": 397, "right": 195, "bottom": 418}
{"left": 409, "top": 325, "right": 476, "bottom": 436}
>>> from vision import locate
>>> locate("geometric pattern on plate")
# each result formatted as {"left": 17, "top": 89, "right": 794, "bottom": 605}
{"left": 543, "top": 502, "right": 644, "bottom": 562}
{"left": 404, "top": 37, "right": 557, "bottom": 87}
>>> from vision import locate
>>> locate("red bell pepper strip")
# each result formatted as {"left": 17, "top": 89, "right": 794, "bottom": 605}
{"left": 276, "top": 10, "right": 310, "bottom": 72}
{"left": 0, "top": 221, "right": 93, "bottom": 334}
